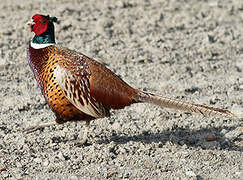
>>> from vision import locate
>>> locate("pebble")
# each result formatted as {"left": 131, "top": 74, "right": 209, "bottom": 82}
{"left": 239, "top": 85, "right": 243, "bottom": 90}
{"left": 16, "top": 162, "right": 22, "bottom": 168}
{"left": 34, "top": 158, "right": 42, "bottom": 163}
{"left": 57, "top": 152, "right": 65, "bottom": 160}
{"left": 185, "top": 170, "right": 196, "bottom": 177}
{"left": 236, "top": 61, "right": 243, "bottom": 72}
{"left": 220, "top": 129, "right": 228, "bottom": 134}
{"left": 224, "top": 127, "right": 242, "bottom": 140}
{"left": 43, "top": 159, "right": 49, "bottom": 166}
{"left": 235, "top": 171, "right": 243, "bottom": 177}
{"left": 238, "top": 78, "right": 243, "bottom": 84}
{"left": 231, "top": 104, "right": 243, "bottom": 118}
{"left": 0, "top": 167, "right": 7, "bottom": 171}
{"left": 69, "top": 175, "right": 79, "bottom": 180}
{"left": 235, "top": 141, "right": 243, "bottom": 147}
{"left": 112, "top": 122, "right": 121, "bottom": 131}
{"left": 205, "top": 134, "right": 216, "bottom": 141}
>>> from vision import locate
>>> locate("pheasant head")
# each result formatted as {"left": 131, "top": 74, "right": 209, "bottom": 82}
{"left": 29, "top": 14, "right": 58, "bottom": 44}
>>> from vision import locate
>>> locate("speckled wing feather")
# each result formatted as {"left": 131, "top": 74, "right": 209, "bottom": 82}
{"left": 54, "top": 47, "right": 139, "bottom": 111}
{"left": 53, "top": 47, "right": 109, "bottom": 118}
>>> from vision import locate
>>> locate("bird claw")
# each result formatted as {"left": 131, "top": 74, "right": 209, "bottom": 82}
{"left": 70, "top": 121, "right": 90, "bottom": 146}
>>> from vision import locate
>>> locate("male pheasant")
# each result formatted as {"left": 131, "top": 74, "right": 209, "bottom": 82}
{"left": 27, "top": 14, "right": 235, "bottom": 144}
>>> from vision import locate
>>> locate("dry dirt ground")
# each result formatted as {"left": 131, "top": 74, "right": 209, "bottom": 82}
{"left": 0, "top": 0, "right": 243, "bottom": 179}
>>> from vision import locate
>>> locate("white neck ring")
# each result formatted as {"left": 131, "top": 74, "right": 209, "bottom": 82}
{"left": 30, "top": 41, "right": 55, "bottom": 49}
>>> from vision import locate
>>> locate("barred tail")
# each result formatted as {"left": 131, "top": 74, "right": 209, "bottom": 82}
{"left": 134, "top": 91, "right": 236, "bottom": 119}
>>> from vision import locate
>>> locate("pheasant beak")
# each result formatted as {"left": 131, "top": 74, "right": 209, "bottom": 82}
{"left": 26, "top": 20, "right": 34, "bottom": 32}
{"left": 26, "top": 20, "right": 33, "bottom": 26}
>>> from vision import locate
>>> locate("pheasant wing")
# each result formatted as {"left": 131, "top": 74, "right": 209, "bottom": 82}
{"left": 85, "top": 57, "right": 139, "bottom": 109}
{"left": 53, "top": 49, "right": 109, "bottom": 118}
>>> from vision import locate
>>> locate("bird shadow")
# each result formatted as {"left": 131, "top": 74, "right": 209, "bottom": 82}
{"left": 20, "top": 120, "right": 242, "bottom": 152}
{"left": 96, "top": 125, "right": 242, "bottom": 152}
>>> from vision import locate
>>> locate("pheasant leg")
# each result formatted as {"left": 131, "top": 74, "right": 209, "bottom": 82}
{"left": 23, "top": 122, "right": 57, "bottom": 133}
{"left": 73, "top": 121, "right": 90, "bottom": 145}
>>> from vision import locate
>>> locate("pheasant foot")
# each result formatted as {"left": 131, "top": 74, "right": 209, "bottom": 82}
{"left": 23, "top": 122, "right": 57, "bottom": 133}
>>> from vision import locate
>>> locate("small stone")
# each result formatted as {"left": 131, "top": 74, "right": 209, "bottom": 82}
{"left": 112, "top": 122, "right": 121, "bottom": 131}
{"left": 69, "top": 175, "right": 79, "bottom": 180}
{"left": 16, "top": 162, "right": 22, "bottom": 168}
{"left": 205, "top": 134, "right": 216, "bottom": 141}
{"left": 238, "top": 78, "right": 243, "bottom": 84}
{"left": 224, "top": 127, "right": 242, "bottom": 140}
{"left": 34, "top": 158, "right": 42, "bottom": 163}
{"left": 119, "top": 147, "right": 127, "bottom": 154}
{"left": 239, "top": 85, "right": 243, "bottom": 90}
{"left": 0, "top": 167, "right": 7, "bottom": 171}
{"left": 57, "top": 152, "right": 65, "bottom": 160}
{"left": 185, "top": 170, "right": 196, "bottom": 177}
{"left": 231, "top": 104, "right": 243, "bottom": 118}
{"left": 235, "top": 141, "right": 243, "bottom": 147}
{"left": 235, "top": 171, "right": 243, "bottom": 177}
{"left": 236, "top": 61, "right": 243, "bottom": 72}
{"left": 220, "top": 129, "right": 228, "bottom": 134}
{"left": 2, "top": 172, "right": 9, "bottom": 178}
{"left": 43, "top": 160, "right": 49, "bottom": 166}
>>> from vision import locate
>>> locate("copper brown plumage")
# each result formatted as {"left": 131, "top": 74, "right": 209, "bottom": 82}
{"left": 26, "top": 14, "right": 236, "bottom": 144}
{"left": 28, "top": 46, "right": 96, "bottom": 124}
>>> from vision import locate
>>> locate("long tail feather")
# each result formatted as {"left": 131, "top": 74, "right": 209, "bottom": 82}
{"left": 134, "top": 91, "right": 236, "bottom": 119}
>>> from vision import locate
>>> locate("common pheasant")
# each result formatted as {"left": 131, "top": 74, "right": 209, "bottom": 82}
{"left": 26, "top": 14, "right": 235, "bottom": 144}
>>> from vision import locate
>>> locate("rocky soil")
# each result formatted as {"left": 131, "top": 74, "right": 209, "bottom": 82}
{"left": 0, "top": 0, "right": 242, "bottom": 179}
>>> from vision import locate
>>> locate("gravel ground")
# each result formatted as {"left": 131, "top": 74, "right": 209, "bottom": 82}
{"left": 0, "top": 0, "right": 243, "bottom": 179}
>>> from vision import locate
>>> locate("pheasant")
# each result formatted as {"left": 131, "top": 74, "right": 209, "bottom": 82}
{"left": 26, "top": 14, "right": 235, "bottom": 144}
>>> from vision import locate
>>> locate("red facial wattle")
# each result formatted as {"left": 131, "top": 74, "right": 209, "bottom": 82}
{"left": 31, "top": 14, "right": 50, "bottom": 35}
